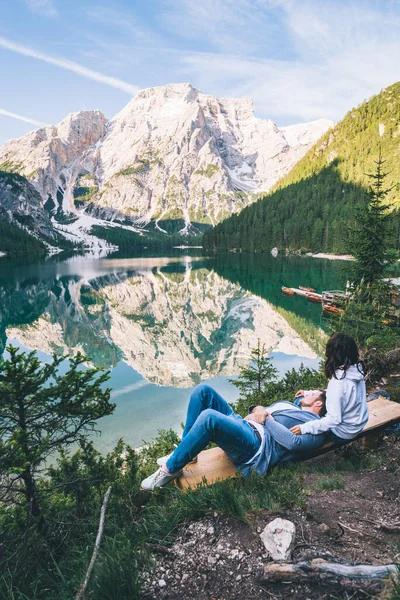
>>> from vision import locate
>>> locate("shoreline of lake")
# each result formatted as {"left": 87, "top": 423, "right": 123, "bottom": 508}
{"left": 309, "top": 252, "right": 354, "bottom": 261}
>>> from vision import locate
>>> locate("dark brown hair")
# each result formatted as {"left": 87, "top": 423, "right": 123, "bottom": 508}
{"left": 324, "top": 333, "right": 363, "bottom": 380}
{"left": 317, "top": 390, "right": 327, "bottom": 416}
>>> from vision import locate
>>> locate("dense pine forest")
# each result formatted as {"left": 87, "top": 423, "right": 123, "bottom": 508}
{"left": 0, "top": 170, "right": 47, "bottom": 257}
{"left": 203, "top": 82, "right": 400, "bottom": 254}
{"left": 0, "top": 217, "right": 46, "bottom": 257}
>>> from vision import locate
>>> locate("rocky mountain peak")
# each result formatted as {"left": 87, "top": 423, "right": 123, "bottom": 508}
{"left": 55, "top": 110, "right": 107, "bottom": 145}
{"left": 0, "top": 84, "right": 333, "bottom": 240}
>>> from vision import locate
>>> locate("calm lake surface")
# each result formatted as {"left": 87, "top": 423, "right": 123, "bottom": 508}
{"left": 0, "top": 252, "right": 344, "bottom": 451}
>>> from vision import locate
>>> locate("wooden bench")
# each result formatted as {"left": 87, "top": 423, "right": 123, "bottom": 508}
{"left": 177, "top": 397, "right": 400, "bottom": 490}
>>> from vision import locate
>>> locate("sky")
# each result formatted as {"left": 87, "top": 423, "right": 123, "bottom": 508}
{"left": 0, "top": 0, "right": 400, "bottom": 145}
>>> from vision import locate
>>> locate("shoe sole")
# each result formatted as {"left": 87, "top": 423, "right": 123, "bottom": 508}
{"left": 156, "top": 456, "right": 198, "bottom": 467}
{"left": 140, "top": 471, "right": 183, "bottom": 491}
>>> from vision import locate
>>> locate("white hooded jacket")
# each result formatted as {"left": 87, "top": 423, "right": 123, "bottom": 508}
{"left": 299, "top": 364, "right": 369, "bottom": 439}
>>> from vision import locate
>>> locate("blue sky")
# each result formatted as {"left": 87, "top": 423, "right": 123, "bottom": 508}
{"left": 0, "top": 0, "right": 399, "bottom": 144}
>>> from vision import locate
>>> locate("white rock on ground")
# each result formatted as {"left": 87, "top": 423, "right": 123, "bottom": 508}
{"left": 260, "top": 518, "right": 296, "bottom": 561}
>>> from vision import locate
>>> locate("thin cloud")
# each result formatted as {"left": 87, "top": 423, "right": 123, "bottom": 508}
{"left": 0, "top": 36, "right": 139, "bottom": 95}
{"left": 169, "top": 0, "right": 400, "bottom": 123}
{"left": 0, "top": 108, "right": 49, "bottom": 127}
{"left": 25, "top": 0, "right": 57, "bottom": 17}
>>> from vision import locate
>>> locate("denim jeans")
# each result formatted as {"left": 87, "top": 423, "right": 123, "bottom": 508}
{"left": 326, "top": 431, "right": 350, "bottom": 446}
{"left": 166, "top": 384, "right": 261, "bottom": 473}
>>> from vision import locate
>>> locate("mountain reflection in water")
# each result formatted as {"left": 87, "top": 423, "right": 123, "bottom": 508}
{"left": 2, "top": 256, "right": 321, "bottom": 387}
{"left": 0, "top": 253, "right": 343, "bottom": 448}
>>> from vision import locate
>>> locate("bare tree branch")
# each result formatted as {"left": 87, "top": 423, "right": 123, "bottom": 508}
{"left": 75, "top": 485, "right": 112, "bottom": 600}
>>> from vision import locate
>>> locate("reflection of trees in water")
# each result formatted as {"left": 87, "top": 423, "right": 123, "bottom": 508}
{"left": 1, "top": 274, "right": 125, "bottom": 366}
{"left": 204, "top": 253, "right": 343, "bottom": 324}
{"left": 204, "top": 253, "right": 344, "bottom": 354}
{"left": 1, "top": 260, "right": 318, "bottom": 386}
{"left": 0, "top": 281, "right": 51, "bottom": 354}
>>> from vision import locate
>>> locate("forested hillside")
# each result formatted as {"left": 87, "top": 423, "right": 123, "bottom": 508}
{"left": 203, "top": 82, "right": 400, "bottom": 254}
{"left": 0, "top": 169, "right": 54, "bottom": 257}
{"left": 0, "top": 219, "right": 46, "bottom": 257}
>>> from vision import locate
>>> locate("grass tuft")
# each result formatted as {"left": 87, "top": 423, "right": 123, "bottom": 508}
{"left": 316, "top": 475, "right": 344, "bottom": 491}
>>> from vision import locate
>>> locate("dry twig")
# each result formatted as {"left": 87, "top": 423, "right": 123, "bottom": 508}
{"left": 75, "top": 485, "right": 112, "bottom": 600}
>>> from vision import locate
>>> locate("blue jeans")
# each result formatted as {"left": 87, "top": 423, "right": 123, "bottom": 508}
{"left": 166, "top": 384, "right": 261, "bottom": 473}
{"left": 326, "top": 431, "right": 350, "bottom": 446}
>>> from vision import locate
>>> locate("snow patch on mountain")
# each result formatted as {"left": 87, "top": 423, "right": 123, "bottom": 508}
{"left": 0, "top": 84, "right": 333, "bottom": 239}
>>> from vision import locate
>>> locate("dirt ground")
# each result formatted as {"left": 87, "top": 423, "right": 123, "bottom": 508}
{"left": 141, "top": 436, "right": 400, "bottom": 600}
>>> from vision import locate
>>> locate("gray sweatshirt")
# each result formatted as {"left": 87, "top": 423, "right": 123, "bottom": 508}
{"left": 299, "top": 364, "right": 369, "bottom": 439}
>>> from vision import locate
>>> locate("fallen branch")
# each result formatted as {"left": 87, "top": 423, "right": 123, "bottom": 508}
{"left": 145, "top": 542, "right": 173, "bottom": 556}
{"left": 257, "top": 558, "right": 397, "bottom": 584}
{"left": 338, "top": 521, "right": 364, "bottom": 536}
{"left": 75, "top": 486, "right": 112, "bottom": 600}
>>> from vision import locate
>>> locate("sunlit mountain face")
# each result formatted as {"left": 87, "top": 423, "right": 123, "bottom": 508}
{"left": 4, "top": 257, "right": 316, "bottom": 388}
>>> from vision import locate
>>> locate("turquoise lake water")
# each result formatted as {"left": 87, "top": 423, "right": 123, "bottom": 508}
{"left": 0, "top": 252, "right": 344, "bottom": 450}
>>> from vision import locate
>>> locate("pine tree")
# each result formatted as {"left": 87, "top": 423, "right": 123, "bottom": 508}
{"left": 229, "top": 340, "right": 278, "bottom": 403}
{"left": 0, "top": 346, "right": 114, "bottom": 523}
{"left": 349, "top": 151, "right": 391, "bottom": 285}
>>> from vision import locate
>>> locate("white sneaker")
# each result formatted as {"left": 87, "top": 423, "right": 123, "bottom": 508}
{"left": 156, "top": 453, "right": 198, "bottom": 467}
{"left": 140, "top": 467, "right": 183, "bottom": 491}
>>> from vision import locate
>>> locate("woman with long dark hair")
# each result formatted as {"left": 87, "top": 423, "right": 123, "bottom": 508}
{"left": 291, "top": 333, "right": 369, "bottom": 444}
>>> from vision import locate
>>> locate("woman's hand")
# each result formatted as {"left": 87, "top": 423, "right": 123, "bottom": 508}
{"left": 290, "top": 425, "right": 302, "bottom": 435}
{"left": 294, "top": 390, "right": 304, "bottom": 399}
{"left": 245, "top": 411, "right": 267, "bottom": 425}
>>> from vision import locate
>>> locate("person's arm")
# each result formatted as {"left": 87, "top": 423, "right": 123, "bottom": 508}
{"left": 265, "top": 416, "right": 325, "bottom": 451}
{"left": 245, "top": 406, "right": 267, "bottom": 424}
{"left": 294, "top": 389, "right": 321, "bottom": 399}
{"left": 298, "top": 379, "right": 343, "bottom": 435}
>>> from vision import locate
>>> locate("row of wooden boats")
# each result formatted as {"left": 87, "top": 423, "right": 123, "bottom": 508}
{"left": 282, "top": 282, "right": 399, "bottom": 321}
{"left": 281, "top": 286, "right": 323, "bottom": 303}
{"left": 281, "top": 285, "right": 346, "bottom": 315}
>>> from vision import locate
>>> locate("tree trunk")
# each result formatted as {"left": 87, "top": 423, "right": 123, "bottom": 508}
{"left": 22, "top": 467, "right": 41, "bottom": 521}
{"left": 257, "top": 558, "right": 397, "bottom": 584}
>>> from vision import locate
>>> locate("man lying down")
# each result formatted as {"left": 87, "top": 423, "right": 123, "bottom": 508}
{"left": 141, "top": 384, "right": 327, "bottom": 491}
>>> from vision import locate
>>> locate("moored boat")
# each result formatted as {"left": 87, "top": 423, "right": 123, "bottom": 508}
{"left": 282, "top": 286, "right": 295, "bottom": 295}
{"left": 306, "top": 291, "right": 323, "bottom": 303}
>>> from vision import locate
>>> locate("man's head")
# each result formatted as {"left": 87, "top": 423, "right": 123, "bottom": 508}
{"left": 299, "top": 390, "right": 327, "bottom": 416}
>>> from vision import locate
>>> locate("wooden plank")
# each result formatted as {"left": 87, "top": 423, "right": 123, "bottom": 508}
{"left": 362, "top": 397, "right": 400, "bottom": 432}
{"left": 177, "top": 446, "right": 237, "bottom": 490}
{"left": 176, "top": 397, "right": 400, "bottom": 491}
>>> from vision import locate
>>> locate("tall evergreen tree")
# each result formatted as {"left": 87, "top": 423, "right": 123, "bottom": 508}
{"left": 349, "top": 151, "right": 392, "bottom": 285}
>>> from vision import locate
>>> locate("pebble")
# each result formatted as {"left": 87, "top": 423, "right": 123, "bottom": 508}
{"left": 318, "top": 523, "right": 330, "bottom": 534}
{"left": 207, "top": 526, "right": 215, "bottom": 535}
{"left": 158, "top": 579, "right": 166, "bottom": 588}
{"left": 181, "top": 574, "right": 189, "bottom": 583}
{"left": 236, "top": 575, "right": 242, "bottom": 581}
